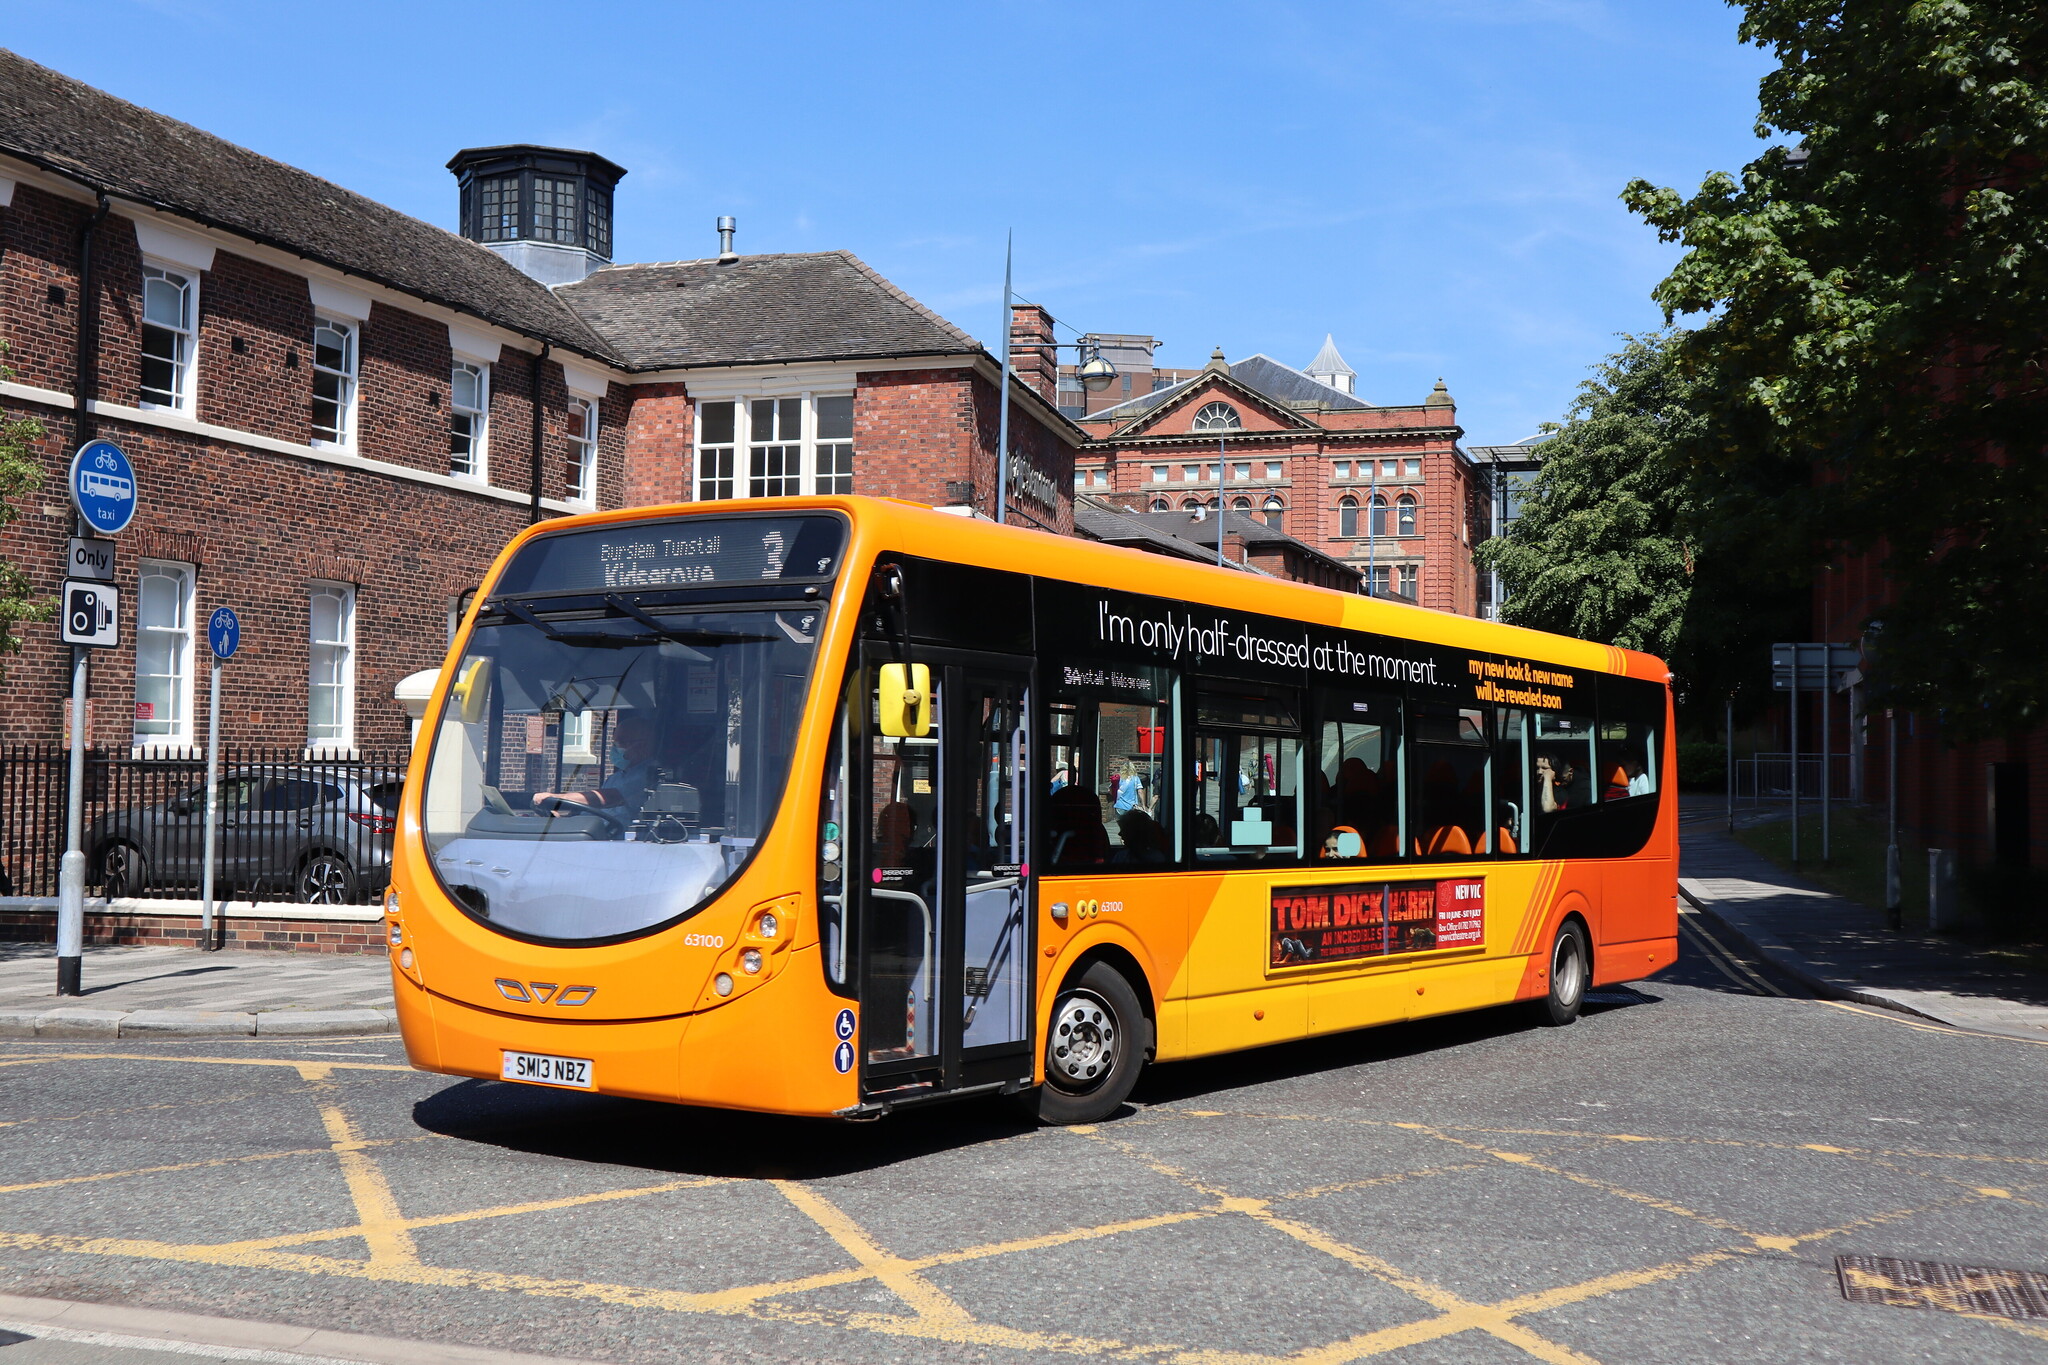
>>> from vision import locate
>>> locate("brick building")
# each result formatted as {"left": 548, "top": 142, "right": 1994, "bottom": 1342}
{"left": 1071, "top": 344, "right": 1485, "bottom": 613}
{"left": 0, "top": 50, "right": 1083, "bottom": 756}
{"left": 1071, "top": 493, "right": 1365, "bottom": 594}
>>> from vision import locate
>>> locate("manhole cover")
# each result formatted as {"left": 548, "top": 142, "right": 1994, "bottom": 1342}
{"left": 1837, "top": 1255, "right": 2048, "bottom": 1320}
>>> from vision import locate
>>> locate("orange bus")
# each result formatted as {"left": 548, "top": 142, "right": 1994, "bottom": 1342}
{"left": 388, "top": 496, "right": 1677, "bottom": 1123}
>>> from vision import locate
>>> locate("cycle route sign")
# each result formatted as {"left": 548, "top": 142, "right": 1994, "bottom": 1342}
{"left": 68, "top": 440, "right": 138, "bottom": 535}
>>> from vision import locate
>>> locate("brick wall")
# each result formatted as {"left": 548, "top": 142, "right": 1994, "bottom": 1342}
{"left": 0, "top": 182, "right": 83, "bottom": 393}
{"left": 618, "top": 380, "right": 693, "bottom": 506}
{"left": 196, "top": 251, "right": 314, "bottom": 443}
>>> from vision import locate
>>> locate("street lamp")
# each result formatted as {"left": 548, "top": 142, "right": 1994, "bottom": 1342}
{"left": 993, "top": 235, "right": 1118, "bottom": 524}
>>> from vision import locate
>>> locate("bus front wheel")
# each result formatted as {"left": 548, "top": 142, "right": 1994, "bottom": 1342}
{"left": 1535, "top": 919, "right": 1589, "bottom": 1027}
{"left": 1032, "top": 962, "right": 1146, "bottom": 1125}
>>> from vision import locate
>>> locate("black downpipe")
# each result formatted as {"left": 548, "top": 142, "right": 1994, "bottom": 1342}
{"left": 74, "top": 193, "right": 112, "bottom": 453}
{"left": 530, "top": 343, "right": 550, "bottom": 523}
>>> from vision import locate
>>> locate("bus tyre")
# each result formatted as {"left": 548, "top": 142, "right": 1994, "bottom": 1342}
{"left": 1034, "top": 962, "right": 1146, "bottom": 1125}
{"left": 1536, "top": 920, "right": 1589, "bottom": 1027}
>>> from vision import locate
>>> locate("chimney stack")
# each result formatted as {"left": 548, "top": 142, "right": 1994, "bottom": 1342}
{"left": 1008, "top": 304, "right": 1057, "bottom": 402}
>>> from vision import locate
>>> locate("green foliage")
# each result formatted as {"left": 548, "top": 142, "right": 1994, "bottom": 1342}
{"left": 0, "top": 341, "right": 52, "bottom": 676}
{"left": 1675, "top": 741, "right": 1728, "bottom": 790}
{"left": 1622, "top": 1, "right": 2048, "bottom": 735}
{"left": 1473, "top": 331, "right": 1803, "bottom": 723}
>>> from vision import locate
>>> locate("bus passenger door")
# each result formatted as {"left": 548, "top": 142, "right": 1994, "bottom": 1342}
{"left": 859, "top": 658, "right": 1034, "bottom": 1100}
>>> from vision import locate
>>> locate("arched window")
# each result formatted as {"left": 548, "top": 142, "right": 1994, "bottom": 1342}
{"left": 1149, "top": 497, "right": 1170, "bottom": 511}
{"left": 1231, "top": 496, "right": 1252, "bottom": 512}
{"left": 1262, "top": 496, "right": 1284, "bottom": 530}
{"left": 1338, "top": 496, "right": 1358, "bottom": 538}
{"left": 1397, "top": 493, "right": 1417, "bottom": 537}
{"left": 1191, "top": 402, "right": 1241, "bottom": 432}
{"left": 1182, "top": 496, "right": 1206, "bottom": 511}
{"left": 1369, "top": 494, "right": 1388, "bottom": 538}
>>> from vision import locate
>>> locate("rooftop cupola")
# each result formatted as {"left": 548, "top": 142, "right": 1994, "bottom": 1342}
{"left": 448, "top": 145, "right": 627, "bottom": 286}
{"left": 1304, "top": 333, "right": 1356, "bottom": 395}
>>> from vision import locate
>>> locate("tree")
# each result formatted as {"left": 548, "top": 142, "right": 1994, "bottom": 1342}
{"left": 1622, "top": 1, "right": 2048, "bottom": 734}
{"left": 0, "top": 341, "right": 51, "bottom": 677}
{"left": 1475, "top": 331, "right": 1802, "bottom": 724}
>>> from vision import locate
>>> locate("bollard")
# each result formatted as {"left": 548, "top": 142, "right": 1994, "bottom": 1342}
{"left": 1885, "top": 843, "right": 1902, "bottom": 932}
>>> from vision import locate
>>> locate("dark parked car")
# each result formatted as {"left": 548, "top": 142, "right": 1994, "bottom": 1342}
{"left": 88, "top": 768, "right": 403, "bottom": 904}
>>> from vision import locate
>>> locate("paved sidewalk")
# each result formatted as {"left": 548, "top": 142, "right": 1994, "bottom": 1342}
{"left": 0, "top": 943, "right": 395, "bottom": 1038}
{"left": 1679, "top": 823, "right": 2048, "bottom": 1041}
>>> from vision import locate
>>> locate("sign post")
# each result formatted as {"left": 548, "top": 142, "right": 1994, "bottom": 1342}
{"left": 201, "top": 608, "right": 240, "bottom": 951}
{"left": 57, "top": 440, "right": 137, "bottom": 995}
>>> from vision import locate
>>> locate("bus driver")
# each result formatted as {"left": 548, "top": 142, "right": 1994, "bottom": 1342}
{"left": 532, "top": 711, "right": 660, "bottom": 819}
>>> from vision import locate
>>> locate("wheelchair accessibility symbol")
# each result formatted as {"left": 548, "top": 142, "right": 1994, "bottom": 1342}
{"left": 834, "top": 1007, "right": 855, "bottom": 1040}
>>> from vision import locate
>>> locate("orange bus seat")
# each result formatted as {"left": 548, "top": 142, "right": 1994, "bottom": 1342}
{"left": 1496, "top": 827, "right": 1518, "bottom": 855}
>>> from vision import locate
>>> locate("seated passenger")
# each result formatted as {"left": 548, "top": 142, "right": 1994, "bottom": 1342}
{"left": 1535, "top": 753, "right": 1580, "bottom": 813}
{"left": 1049, "top": 785, "right": 1110, "bottom": 864}
{"left": 1114, "top": 808, "right": 1170, "bottom": 863}
{"left": 1625, "top": 755, "right": 1656, "bottom": 796}
{"left": 1320, "top": 825, "right": 1364, "bottom": 859}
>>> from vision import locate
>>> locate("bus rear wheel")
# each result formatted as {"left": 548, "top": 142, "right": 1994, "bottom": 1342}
{"left": 1535, "top": 919, "right": 1589, "bottom": 1027}
{"left": 1032, "top": 962, "right": 1145, "bottom": 1125}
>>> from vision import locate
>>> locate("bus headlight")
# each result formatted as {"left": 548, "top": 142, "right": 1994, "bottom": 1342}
{"left": 399, "top": 948, "right": 415, "bottom": 970}
{"left": 714, "top": 972, "right": 734, "bottom": 996}
{"left": 741, "top": 948, "right": 764, "bottom": 975}
{"left": 755, "top": 912, "right": 779, "bottom": 939}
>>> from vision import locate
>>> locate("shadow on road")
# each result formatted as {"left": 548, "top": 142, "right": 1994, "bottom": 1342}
{"left": 412, "top": 989, "right": 1665, "bottom": 1177}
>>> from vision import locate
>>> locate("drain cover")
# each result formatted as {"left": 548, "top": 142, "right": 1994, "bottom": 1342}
{"left": 1837, "top": 1255, "right": 2048, "bottom": 1320}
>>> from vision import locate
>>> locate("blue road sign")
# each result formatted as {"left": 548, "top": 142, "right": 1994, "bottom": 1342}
{"left": 208, "top": 607, "right": 240, "bottom": 660}
{"left": 68, "top": 440, "right": 137, "bottom": 535}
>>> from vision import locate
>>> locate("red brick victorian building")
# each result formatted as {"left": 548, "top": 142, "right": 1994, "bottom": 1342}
{"left": 1070, "top": 344, "right": 1485, "bottom": 615}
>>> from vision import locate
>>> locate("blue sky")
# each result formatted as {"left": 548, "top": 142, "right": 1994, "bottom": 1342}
{"left": 12, "top": 1, "right": 1774, "bottom": 445}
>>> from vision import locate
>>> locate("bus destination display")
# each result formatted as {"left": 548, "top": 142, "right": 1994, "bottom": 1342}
{"left": 492, "top": 515, "right": 847, "bottom": 596}
{"left": 1270, "top": 877, "right": 1485, "bottom": 968}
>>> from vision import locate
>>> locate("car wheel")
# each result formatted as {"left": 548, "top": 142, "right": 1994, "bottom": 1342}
{"left": 1031, "top": 961, "right": 1149, "bottom": 1125}
{"left": 295, "top": 853, "right": 358, "bottom": 905}
{"left": 99, "top": 842, "right": 147, "bottom": 898}
{"left": 1534, "top": 918, "right": 1589, "bottom": 1027}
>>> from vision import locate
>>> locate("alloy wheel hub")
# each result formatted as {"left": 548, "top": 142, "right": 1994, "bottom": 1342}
{"left": 1050, "top": 993, "right": 1115, "bottom": 1088}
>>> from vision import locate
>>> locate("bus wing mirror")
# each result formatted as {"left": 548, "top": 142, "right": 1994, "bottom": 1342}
{"left": 452, "top": 658, "right": 492, "bottom": 725}
{"left": 878, "top": 663, "right": 932, "bottom": 738}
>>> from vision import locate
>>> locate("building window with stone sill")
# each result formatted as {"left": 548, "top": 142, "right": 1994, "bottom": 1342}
{"left": 565, "top": 397, "right": 598, "bottom": 505}
{"left": 1370, "top": 494, "right": 1389, "bottom": 539}
{"left": 139, "top": 265, "right": 196, "bottom": 410}
{"left": 308, "top": 581, "right": 357, "bottom": 750}
{"left": 134, "top": 559, "right": 195, "bottom": 751}
{"left": 1148, "top": 465, "right": 1168, "bottom": 484}
{"left": 449, "top": 362, "right": 489, "bottom": 479}
{"left": 1397, "top": 493, "right": 1418, "bottom": 537}
{"left": 1338, "top": 496, "right": 1359, "bottom": 538}
{"left": 1398, "top": 564, "right": 1418, "bottom": 597}
{"left": 311, "top": 317, "right": 357, "bottom": 446}
{"left": 1264, "top": 462, "right": 1283, "bottom": 479}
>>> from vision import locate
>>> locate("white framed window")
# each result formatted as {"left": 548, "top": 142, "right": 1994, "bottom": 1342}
{"left": 1403, "top": 458, "right": 1422, "bottom": 478}
{"left": 139, "top": 265, "right": 196, "bottom": 410}
{"left": 1398, "top": 564, "right": 1418, "bottom": 596}
{"left": 308, "top": 581, "right": 357, "bottom": 749}
{"left": 1149, "top": 465, "right": 1168, "bottom": 483}
{"left": 1192, "top": 401, "right": 1241, "bottom": 432}
{"left": 1264, "top": 462, "right": 1283, "bottom": 479}
{"left": 311, "top": 317, "right": 357, "bottom": 446}
{"left": 1338, "top": 496, "right": 1359, "bottom": 538}
{"left": 134, "top": 559, "right": 194, "bottom": 748}
{"left": 565, "top": 397, "right": 598, "bottom": 504}
{"left": 1073, "top": 472, "right": 1088, "bottom": 492}
{"left": 694, "top": 394, "right": 855, "bottom": 500}
{"left": 1149, "top": 497, "right": 1170, "bottom": 511}
{"left": 1181, "top": 464, "right": 1199, "bottom": 482}
{"left": 449, "top": 362, "right": 489, "bottom": 479}
{"left": 1231, "top": 462, "right": 1250, "bottom": 481}
{"left": 815, "top": 395, "right": 854, "bottom": 494}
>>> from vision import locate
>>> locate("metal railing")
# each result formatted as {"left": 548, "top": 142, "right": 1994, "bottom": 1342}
{"left": 1733, "top": 752, "right": 1853, "bottom": 804}
{"left": 0, "top": 744, "right": 409, "bottom": 903}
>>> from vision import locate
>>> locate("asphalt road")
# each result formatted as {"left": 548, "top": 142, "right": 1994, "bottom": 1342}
{"left": 2, "top": 911, "right": 2045, "bottom": 1365}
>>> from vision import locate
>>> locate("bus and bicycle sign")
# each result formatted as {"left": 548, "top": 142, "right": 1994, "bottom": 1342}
{"left": 68, "top": 439, "right": 138, "bottom": 536}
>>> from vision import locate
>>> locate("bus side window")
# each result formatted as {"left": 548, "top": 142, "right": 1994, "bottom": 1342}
{"left": 1494, "top": 707, "right": 1532, "bottom": 856}
{"left": 1531, "top": 712, "right": 1599, "bottom": 831}
{"left": 1046, "top": 663, "right": 1175, "bottom": 869}
{"left": 1407, "top": 705, "right": 1490, "bottom": 857}
{"left": 1311, "top": 690, "right": 1403, "bottom": 861}
{"left": 1193, "top": 685, "right": 1304, "bottom": 864}
{"left": 1598, "top": 718, "right": 1657, "bottom": 800}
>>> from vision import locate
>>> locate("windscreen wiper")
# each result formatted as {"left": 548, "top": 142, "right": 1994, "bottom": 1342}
{"left": 495, "top": 599, "right": 629, "bottom": 647}
{"left": 601, "top": 596, "right": 776, "bottom": 645}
